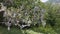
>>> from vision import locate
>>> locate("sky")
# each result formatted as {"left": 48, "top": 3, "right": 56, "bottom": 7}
{"left": 40, "top": 0, "right": 48, "bottom": 2}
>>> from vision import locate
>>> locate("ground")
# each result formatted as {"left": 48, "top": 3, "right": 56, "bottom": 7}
{"left": 0, "top": 26, "right": 43, "bottom": 34}
{"left": 0, "top": 25, "right": 59, "bottom": 34}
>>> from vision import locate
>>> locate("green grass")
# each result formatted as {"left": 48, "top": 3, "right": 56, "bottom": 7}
{"left": 0, "top": 25, "right": 59, "bottom": 34}
{"left": 0, "top": 26, "right": 43, "bottom": 34}
{"left": 0, "top": 26, "right": 23, "bottom": 34}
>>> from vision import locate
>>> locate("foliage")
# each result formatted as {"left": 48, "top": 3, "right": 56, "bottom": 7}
{"left": 0, "top": 0, "right": 60, "bottom": 34}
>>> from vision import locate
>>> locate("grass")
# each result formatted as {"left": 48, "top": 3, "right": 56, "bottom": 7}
{"left": 0, "top": 25, "right": 59, "bottom": 34}
{"left": 0, "top": 26, "right": 24, "bottom": 34}
{"left": 0, "top": 26, "right": 43, "bottom": 34}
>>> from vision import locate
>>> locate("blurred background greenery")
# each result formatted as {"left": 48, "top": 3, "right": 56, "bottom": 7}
{"left": 0, "top": 0, "right": 60, "bottom": 34}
